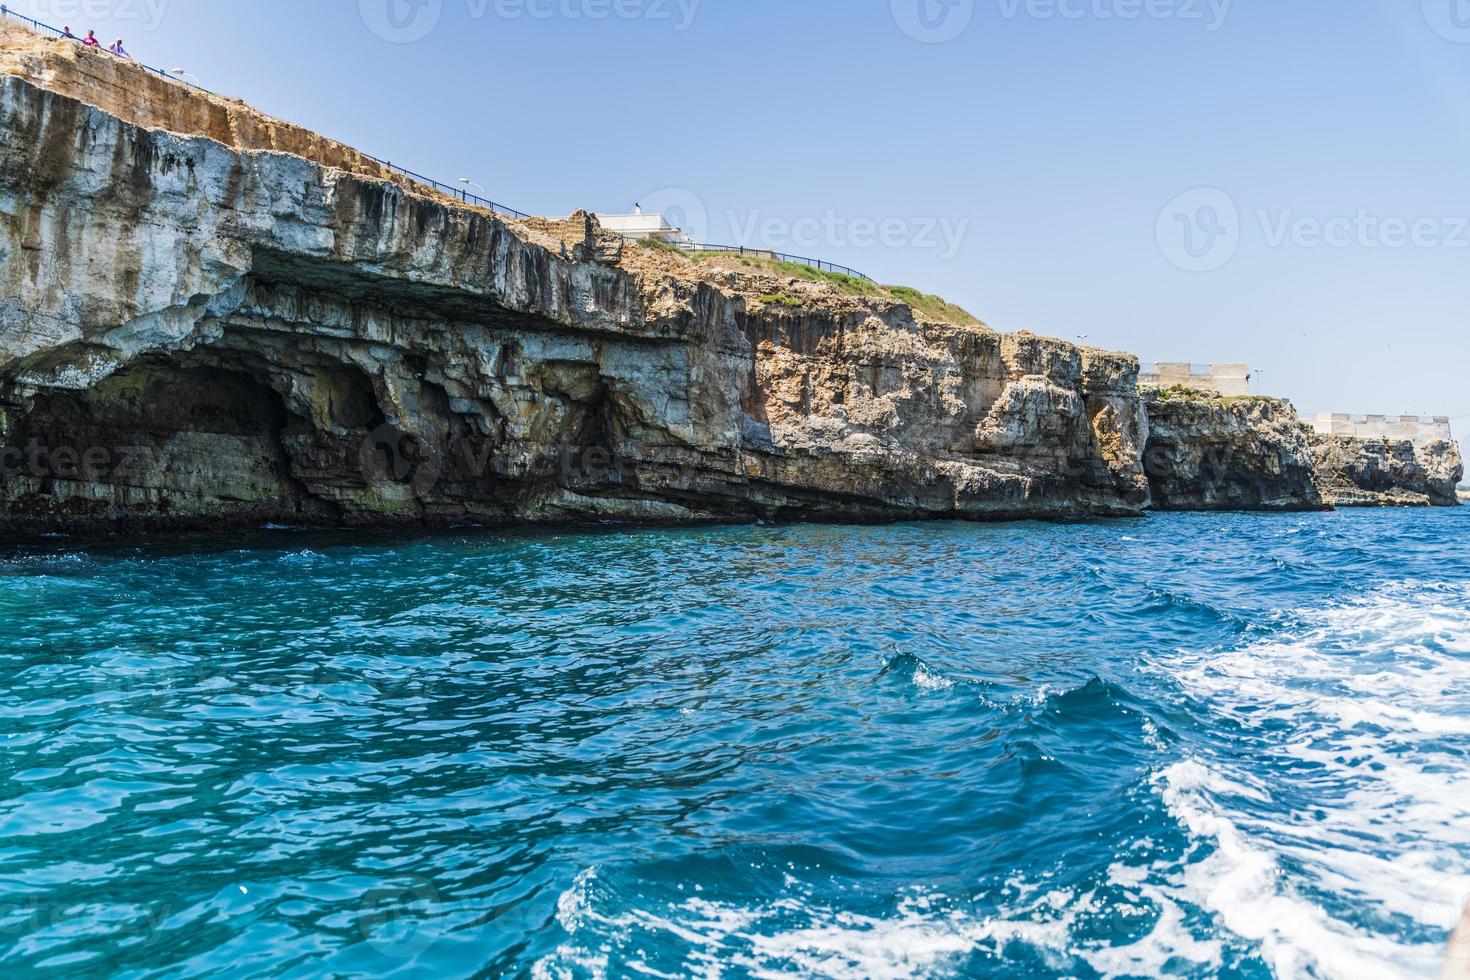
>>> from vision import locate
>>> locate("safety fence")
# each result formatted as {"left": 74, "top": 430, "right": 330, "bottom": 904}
{"left": 2, "top": 5, "right": 875, "bottom": 279}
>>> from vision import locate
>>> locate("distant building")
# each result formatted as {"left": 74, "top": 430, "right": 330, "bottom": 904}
{"left": 1138, "top": 362, "right": 1251, "bottom": 397}
{"left": 1310, "top": 414, "right": 1452, "bottom": 445}
{"left": 595, "top": 206, "right": 685, "bottom": 243}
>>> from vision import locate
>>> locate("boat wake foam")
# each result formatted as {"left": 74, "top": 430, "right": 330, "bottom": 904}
{"left": 1154, "top": 581, "right": 1470, "bottom": 979}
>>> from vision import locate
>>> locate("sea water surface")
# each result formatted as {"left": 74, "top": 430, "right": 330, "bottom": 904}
{"left": 1, "top": 510, "right": 1467, "bottom": 978}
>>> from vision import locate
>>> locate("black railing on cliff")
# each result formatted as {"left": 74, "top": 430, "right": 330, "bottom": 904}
{"left": 0, "top": 4, "right": 530, "bottom": 220}
{"left": 0, "top": 3, "right": 207, "bottom": 92}
{"left": 676, "top": 243, "right": 873, "bottom": 282}
{"left": 2, "top": 5, "right": 875, "bottom": 282}
{"left": 358, "top": 155, "right": 530, "bottom": 220}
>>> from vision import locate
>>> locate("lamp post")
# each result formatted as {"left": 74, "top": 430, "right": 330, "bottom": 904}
{"left": 170, "top": 68, "right": 202, "bottom": 86}
{"left": 458, "top": 178, "right": 486, "bottom": 202}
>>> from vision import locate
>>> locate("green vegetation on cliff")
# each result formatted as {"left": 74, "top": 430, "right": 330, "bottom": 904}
{"left": 1140, "top": 384, "right": 1284, "bottom": 407}
{"left": 633, "top": 240, "right": 981, "bottom": 326}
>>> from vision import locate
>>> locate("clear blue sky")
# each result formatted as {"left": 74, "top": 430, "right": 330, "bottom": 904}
{"left": 14, "top": 0, "right": 1470, "bottom": 422}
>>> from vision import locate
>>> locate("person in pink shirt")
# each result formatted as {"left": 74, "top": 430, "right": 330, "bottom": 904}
{"left": 81, "top": 30, "right": 99, "bottom": 48}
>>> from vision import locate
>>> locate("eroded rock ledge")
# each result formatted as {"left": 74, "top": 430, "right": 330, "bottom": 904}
{"left": 0, "top": 45, "right": 1150, "bottom": 536}
{"left": 1310, "top": 435, "right": 1464, "bottom": 508}
{"left": 2, "top": 25, "right": 1459, "bottom": 535}
{"left": 1141, "top": 391, "right": 1326, "bottom": 512}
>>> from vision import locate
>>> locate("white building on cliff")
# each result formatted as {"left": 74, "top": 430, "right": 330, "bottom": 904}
{"left": 595, "top": 206, "right": 684, "bottom": 243}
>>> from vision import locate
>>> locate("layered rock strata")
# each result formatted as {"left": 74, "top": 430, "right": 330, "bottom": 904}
{"left": 1310, "top": 435, "right": 1464, "bottom": 508}
{"left": 1141, "top": 392, "right": 1327, "bottom": 511}
{"left": 0, "top": 33, "right": 1150, "bottom": 535}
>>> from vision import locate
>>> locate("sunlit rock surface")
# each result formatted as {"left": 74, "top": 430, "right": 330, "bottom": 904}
{"left": 0, "top": 30, "right": 1150, "bottom": 535}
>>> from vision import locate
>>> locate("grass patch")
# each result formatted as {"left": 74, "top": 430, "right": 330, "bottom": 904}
{"left": 884, "top": 285, "right": 980, "bottom": 326}
{"left": 757, "top": 291, "right": 804, "bottom": 308}
{"left": 1220, "top": 395, "right": 1286, "bottom": 406}
{"left": 687, "top": 251, "right": 882, "bottom": 296}
{"left": 770, "top": 262, "right": 881, "bottom": 296}
{"left": 1141, "top": 385, "right": 1284, "bottom": 407}
{"left": 1140, "top": 384, "right": 1214, "bottom": 402}
{"left": 635, "top": 237, "right": 691, "bottom": 258}
{"left": 660, "top": 247, "right": 983, "bottom": 326}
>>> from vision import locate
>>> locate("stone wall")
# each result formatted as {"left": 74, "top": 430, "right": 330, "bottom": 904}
{"left": 1138, "top": 362, "right": 1250, "bottom": 397}
{"left": 1311, "top": 434, "right": 1463, "bottom": 507}
{"left": 1310, "top": 413, "right": 1453, "bottom": 445}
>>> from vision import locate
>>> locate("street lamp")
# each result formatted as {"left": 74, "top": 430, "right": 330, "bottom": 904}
{"left": 170, "top": 68, "right": 202, "bottom": 86}
{"left": 458, "top": 177, "right": 486, "bottom": 201}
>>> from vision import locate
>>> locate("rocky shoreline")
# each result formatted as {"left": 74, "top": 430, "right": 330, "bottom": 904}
{"left": 0, "top": 23, "right": 1460, "bottom": 539}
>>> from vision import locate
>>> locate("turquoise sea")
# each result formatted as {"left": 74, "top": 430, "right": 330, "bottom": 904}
{"left": 1, "top": 510, "right": 1467, "bottom": 978}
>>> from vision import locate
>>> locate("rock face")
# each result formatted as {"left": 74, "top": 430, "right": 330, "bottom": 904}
{"left": 0, "top": 33, "right": 1150, "bottom": 536}
{"left": 1310, "top": 435, "right": 1464, "bottom": 507}
{"left": 1141, "top": 392, "right": 1327, "bottom": 511}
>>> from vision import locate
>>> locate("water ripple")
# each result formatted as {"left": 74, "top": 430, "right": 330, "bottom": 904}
{"left": 0, "top": 509, "right": 1466, "bottom": 977}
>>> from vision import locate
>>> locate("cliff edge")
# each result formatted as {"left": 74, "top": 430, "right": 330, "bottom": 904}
{"left": 1141, "top": 389, "right": 1327, "bottom": 512}
{"left": 1311, "top": 435, "right": 1464, "bottom": 507}
{"left": 0, "top": 25, "right": 1149, "bottom": 535}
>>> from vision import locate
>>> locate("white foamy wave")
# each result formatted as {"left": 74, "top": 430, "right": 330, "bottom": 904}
{"left": 911, "top": 663, "right": 953, "bottom": 692}
{"left": 534, "top": 867, "right": 1225, "bottom": 979}
{"left": 1154, "top": 582, "right": 1470, "bottom": 979}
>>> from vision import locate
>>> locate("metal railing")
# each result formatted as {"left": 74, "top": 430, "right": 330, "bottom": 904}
{"left": 3, "top": 4, "right": 874, "bottom": 279}
{"left": 0, "top": 4, "right": 206, "bottom": 91}
{"left": 359, "top": 155, "right": 530, "bottom": 219}
{"left": 0, "top": 4, "right": 529, "bottom": 219}
{"left": 676, "top": 243, "right": 874, "bottom": 282}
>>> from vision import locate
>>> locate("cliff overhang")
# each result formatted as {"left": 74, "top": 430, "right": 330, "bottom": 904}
{"left": 0, "top": 34, "right": 1151, "bottom": 536}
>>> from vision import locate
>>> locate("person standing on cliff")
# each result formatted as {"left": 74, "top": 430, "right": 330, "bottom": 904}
{"left": 81, "top": 30, "right": 99, "bottom": 48}
{"left": 61, "top": 26, "right": 76, "bottom": 39}
{"left": 108, "top": 38, "right": 131, "bottom": 59}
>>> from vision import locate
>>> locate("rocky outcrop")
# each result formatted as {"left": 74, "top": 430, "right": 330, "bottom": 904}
{"left": 1310, "top": 435, "right": 1463, "bottom": 507}
{"left": 1141, "top": 391, "right": 1327, "bottom": 511}
{"left": 0, "top": 31, "right": 1150, "bottom": 536}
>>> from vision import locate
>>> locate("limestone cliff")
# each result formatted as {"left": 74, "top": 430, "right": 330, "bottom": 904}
{"left": 0, "top": 28, "right": 1149, "bottom": 535}
{"left": 1310, "top": 435, "right": 1464, "bottom": 507}
{"left": 1141, "top": 390, "right": 1327, "bottom": 512}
